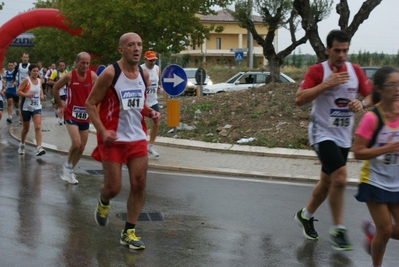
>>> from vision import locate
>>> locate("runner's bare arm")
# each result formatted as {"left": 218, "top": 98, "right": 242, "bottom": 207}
{"left": 85, "top": 66, "right": 114, "bottom": 135}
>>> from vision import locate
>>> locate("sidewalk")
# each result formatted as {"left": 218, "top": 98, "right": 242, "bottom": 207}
{"left": 8, "top": 116, "right": 364, "bottom": 185}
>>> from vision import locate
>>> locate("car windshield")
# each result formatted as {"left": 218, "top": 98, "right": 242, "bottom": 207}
{"left": 226, "top": 73, "right": 243, "bottom": 83}
{"left": 184, "top": 69, "right": 196, "bottom": 78}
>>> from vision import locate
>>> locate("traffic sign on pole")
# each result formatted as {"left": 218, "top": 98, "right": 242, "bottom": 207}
{"left": 234, "top": 51, "right": 244, "bottom": 62}
{"left": 161, "top": 64, "right": 187, "bottom": 96}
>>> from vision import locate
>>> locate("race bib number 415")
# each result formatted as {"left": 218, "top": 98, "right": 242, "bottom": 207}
{"left": 120, "top": 89, "right": 144, "bottom": 110}
{"left": 328, "top": 109, "right": 352, "bottom": 128}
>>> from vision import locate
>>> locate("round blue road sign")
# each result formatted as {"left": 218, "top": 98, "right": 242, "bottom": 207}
{"left": 161, "top": 64, "right": 187, "bottom": 96}
{"left": 96, "top": 65, "right": 106, "bottom": 75}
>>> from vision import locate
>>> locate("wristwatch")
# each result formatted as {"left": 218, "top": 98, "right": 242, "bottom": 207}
{"left": 361, "top": 100, "right": 367, "bottom": 109}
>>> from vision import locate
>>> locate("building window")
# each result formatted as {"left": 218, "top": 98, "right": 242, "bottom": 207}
{"left": 216, "top": 38, "right": 221, "bottom": 49}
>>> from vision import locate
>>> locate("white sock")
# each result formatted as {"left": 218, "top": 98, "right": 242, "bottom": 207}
{"left": 65, "top": 162, "right": 72, "bottom": 169}
{"left": 334, "top": 225, "right": 346, "bottom": 230}
{"left": 303, "top": 208, "right": 314, "bottom": 219}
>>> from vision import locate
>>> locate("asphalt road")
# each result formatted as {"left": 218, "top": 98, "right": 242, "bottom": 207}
{"left": 0, "top": 108, "right": 398, "bottom": 266}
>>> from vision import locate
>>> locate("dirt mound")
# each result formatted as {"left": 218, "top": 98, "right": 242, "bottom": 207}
{"left": 158, "top": 83, "right": 314, "bottom": 149}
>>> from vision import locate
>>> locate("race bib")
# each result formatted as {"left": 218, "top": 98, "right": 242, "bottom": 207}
{"left": 377, "top": 153, "right": 399, "bottom": 166}
{"left": 146, "top": 83, "right": 157, "bottom": 95}
{"left": 328, "top": 109, "right": 352, "bottom": 128}
{"left": 120, "top": 89, "right": 144, "bottom": 110}
{"left": 6, "top": 81, "right": 14, "bottom": 88}
{"left": 72, "top": 106, "right": 89, "bottom": 120}
{"left": 30, "top": 96, "right": 39, "bottom": 106}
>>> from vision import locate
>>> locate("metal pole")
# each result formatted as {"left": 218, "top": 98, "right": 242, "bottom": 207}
{"left": 247, "top": 0, "right": 253, "bottom": 68}
{"left": 199, "top": 71, "right": 203, "bottom": 97}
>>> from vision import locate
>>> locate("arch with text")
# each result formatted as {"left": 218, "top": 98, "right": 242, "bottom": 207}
{"left": 0, "top": 8, "right": 81, "bottom": 66}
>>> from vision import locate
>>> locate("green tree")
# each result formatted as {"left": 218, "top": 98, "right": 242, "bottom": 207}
{"left": 229, "top": 0, "right": 332, "bottom": 82}
{"left": 31, "top": 0, "right": 233, "bottom": 65}
{"left": 294, "top": 0, "right": 383, "bottom": 62}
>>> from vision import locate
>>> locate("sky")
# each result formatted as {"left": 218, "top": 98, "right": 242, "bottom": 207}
{"left": 1, "top": 0, "right": 398, "bottom": 55}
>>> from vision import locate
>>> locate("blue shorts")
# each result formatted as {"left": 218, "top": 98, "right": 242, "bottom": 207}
{"left": 355, "top": 183, "right": 399, "bottom": 204}
{"left": 21, "top": 109, "right": 41, "bottom": 121}
{"left": 65, "top": 119, "right": 90, "bottom": 131}
{"left": 5, "top": 93, "right": 19, "bottom": 103}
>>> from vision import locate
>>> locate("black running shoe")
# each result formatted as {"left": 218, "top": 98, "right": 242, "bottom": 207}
{"left": 294, "top": 209, "right": 319, "bottom": 240}
{"left": 329, "top": 228, "right": 353, "bottom": 251}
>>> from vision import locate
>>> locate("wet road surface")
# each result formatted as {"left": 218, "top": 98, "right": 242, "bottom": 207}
{"left": 0, "top": 118, "right": 399, "bottom": 266}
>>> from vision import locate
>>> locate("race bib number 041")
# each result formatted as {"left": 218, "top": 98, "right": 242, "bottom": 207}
{"left": 120, "top": 89, "right": 144, "bottom": 110}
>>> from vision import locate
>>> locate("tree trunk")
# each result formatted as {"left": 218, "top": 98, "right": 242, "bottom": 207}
{"left": 265, "top": 55, "right": 283, "bottom": 83}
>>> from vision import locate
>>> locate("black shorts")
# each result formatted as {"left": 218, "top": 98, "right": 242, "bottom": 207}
{"left": 312, "top": 140, "right": 349, "bottom": 175}
{"left": 150, "top": 103, "right": 159, "bottom": 112}
{"left": 0, "top": 101, "right": 3, "bottom": 111}
{"left": 54, "top": 95, "right": 67, "bottom": 104}
{"left": 5, "top": 93, "right": 19, "bottom": 103}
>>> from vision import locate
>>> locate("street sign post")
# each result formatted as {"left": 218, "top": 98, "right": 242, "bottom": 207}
{"left": 161, "top": 64, "right": 188, "bottom": 128}
{"left": 161, "top": 64, "right": 187, "bottom": 97}
{"left": 234, "top": 51, "right": 244, "bottom": 71}
{"left": 234, "top": 51, "right": 244, "bottom": 62}
{"left": 195, "top": 67, "right": 206, "bottom": 97}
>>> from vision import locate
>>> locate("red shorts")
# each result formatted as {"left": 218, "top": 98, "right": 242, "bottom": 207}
{"left": 91, "top": 140, "right": 147, "bottom": 163}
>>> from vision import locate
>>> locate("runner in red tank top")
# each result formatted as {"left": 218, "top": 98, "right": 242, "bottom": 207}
{"left": 86, "top": 32, "right": 161, "bottom": 250}
{"left": 53, "top": 52, "right": 98, "bottom": 184}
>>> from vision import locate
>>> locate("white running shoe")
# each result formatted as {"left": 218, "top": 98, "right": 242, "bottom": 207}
{"left": 36, "top": 146, "right": 46, "bottom": 156}
{"left": 61, "top": 164, "right": 79, "bottom": 185}
{"left": 18, "top": 143, "right": 25, "bottom": 155}
{"left": 148, "top": 144, "right": 159, "bottom": 157}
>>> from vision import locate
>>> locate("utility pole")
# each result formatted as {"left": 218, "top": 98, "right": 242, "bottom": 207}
{"left": 247, "top": 0, "right": 253, "bottom": 68}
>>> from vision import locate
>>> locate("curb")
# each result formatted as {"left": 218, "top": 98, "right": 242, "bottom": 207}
{"left": 8, "top": 123, "right": 361, "bottom": 186}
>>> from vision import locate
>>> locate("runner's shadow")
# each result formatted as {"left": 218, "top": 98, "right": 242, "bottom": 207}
{"left": 330, "top": 252, "right": 354, "bottom": 267}
{"left": 296, "top": 239, "right": 317, "bottom": 267}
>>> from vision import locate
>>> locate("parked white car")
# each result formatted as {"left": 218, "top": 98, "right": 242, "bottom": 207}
{"left": 183, "top": 68, "right": 213, "bottom": 96}
{"left": 203, "top": 71, "right": 295, "bottom": 95}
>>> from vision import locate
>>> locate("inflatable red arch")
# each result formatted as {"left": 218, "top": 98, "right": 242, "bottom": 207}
{"left": 0, "top": 8, "right": 81, "bottom": 67}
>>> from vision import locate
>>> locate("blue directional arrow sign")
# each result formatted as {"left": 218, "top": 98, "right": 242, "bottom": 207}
{"left": 234, "top": 51, "right": 244, "bottom": 62}
{"left": 161, "top": 64, "right": 187, "bottom": 96}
